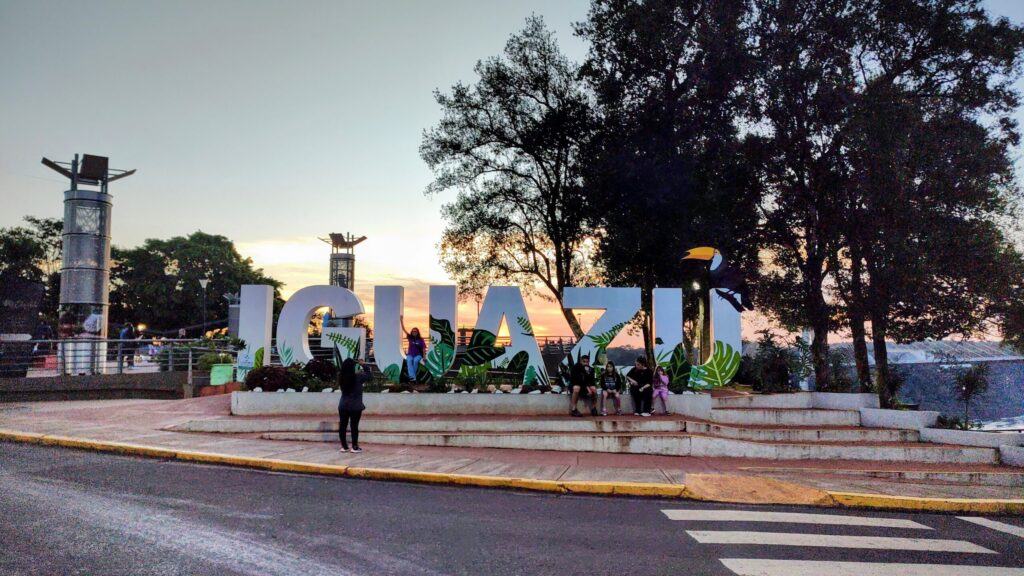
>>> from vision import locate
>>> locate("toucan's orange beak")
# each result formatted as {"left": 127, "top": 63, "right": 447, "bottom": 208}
{"left": 683, "top": 247, "right": 717, "bottom": 261}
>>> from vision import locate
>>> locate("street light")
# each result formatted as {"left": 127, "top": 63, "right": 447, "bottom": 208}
{"left": 199, "top": 278, "right": 210, "bottom": 338}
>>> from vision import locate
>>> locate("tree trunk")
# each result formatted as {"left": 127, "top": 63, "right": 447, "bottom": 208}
{"left": 847, "top": 249, "right": 872, "bottom": 392}
{"left": 871, "top": 312, "right": 892, "bottom": 408}
{"left": 806, "top": 258, "right": 831, "bottom": 388}
{"left": 560, "top": 306, "right": 584, "bottom": 340}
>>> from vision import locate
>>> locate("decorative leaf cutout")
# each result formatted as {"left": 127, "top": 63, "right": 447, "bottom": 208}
{"left": 279, "top": 343, "right": 294, "bottom": 366}
{"left": 327, "top": 333, "right": 359, "bottom": 359}
{"left": 429, "top": 315, "right": 456, "bottom": 349}
{"left": 463, "top": 329, "right": 505, "bottom": 366}
{"left": 506, "top": 351, "right": 530, "bottom": 374}
{"left": 383, "top": 363, "right": 401, "bottom": 383}
{"left": 515, "top": 316, "right": 534, "bottom": 336}
{"left": 689, "top": 341, "right": 741, "bottom": 389}
{"left": 423, "top": 342, "right": 455, "bottom": 379}
{"left": 524, "top": 365, "right": 537, "bottom": 386}
{"left": 667, "top": 344, "right": 691, "bottom": 387}
{"left": 587, "top": 321, "right": 627, "bottom": 356}
{"left": 253, "top": 347, "right": 264, "bottom": 368}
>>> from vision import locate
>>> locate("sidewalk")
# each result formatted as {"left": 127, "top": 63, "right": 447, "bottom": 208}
{"left": 1, "top": 396, "right": 1022, "bottom": 512}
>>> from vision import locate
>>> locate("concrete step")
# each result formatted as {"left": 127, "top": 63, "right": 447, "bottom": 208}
{"left": 170, "top": 416, "right": 687, "bottom": 435}
{"left": 686, "top": 421, "right": 919, "bottom": 443}
{"left": 263, "top": 431, "right": 694, "bottom": 456}
{"left": 710, "top": 408, "right": 861, "bottom": 426}
{"left": 712, "top": 394, "right": 812, "bottom": 409}
{"left": 258, "top": 431, "right": 999, "bottom": 464}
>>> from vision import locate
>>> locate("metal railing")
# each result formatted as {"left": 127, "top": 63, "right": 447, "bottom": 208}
{"left": 0, "top": 338, "right": 239, "bottom": 379}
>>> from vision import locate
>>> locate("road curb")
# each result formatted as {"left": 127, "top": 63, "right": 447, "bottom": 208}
{"left": 3, "top": 428, "right": 1023, "bottom": 513}
{"left": 829, "top": 491, "right": 1024, "bottom": 515}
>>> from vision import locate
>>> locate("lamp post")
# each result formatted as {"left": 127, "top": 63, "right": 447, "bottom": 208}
{"left": 199, "top": 278, "right": 210, "bottom": 338}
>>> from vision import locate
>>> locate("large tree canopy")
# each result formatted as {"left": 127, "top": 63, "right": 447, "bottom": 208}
{"left": 420, "top": 16, "right": 597, "bottom": 338}
{"left": 109, "top": 231, "right": 282, "bottom": 334}
{"left": 577, "top": 0, "right": 761, "bottom": 361}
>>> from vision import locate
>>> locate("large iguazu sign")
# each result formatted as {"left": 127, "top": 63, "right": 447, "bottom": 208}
{"left": 236, "top": 248, "right": 749, "bottom": 389}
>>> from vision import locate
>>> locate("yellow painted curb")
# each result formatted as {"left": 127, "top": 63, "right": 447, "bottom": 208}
{"left": 3, "top": 429, "right": 1022, "bottom": 513}
{"left": 829, "top": 491, "right": 1024, "bottom": 515}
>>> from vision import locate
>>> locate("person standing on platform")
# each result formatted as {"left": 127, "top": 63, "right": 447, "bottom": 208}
{"left": 337, "top": 358, "right": 372, "bottom": 453}
{"left": 627, "top": 356, "right": 653, "bottom": 417}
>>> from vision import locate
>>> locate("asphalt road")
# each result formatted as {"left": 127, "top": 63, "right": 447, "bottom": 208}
{"left": 1, "top": 441, "right": 1022, "bottom": 576}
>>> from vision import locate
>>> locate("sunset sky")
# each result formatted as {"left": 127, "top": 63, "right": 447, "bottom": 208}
{"left": 1, "top": 0, "right": 1021, "bottom": 341}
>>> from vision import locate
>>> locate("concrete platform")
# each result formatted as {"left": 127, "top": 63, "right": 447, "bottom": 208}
{"left": 2, "top": 396, "right": 1022, "bottom": 507}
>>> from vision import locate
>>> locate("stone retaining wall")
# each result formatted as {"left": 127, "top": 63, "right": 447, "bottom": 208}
{"left": 0, "top": 372, "right": 189, "bottom": 402}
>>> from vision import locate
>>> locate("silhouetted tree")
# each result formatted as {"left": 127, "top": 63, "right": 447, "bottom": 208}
{"left": 109, "top": 231, "right": 282, "bottom": 333}
{"left": 577, "top": 0, "right": 761, "bottom": 361}
{"left": 421, "top": 16, "right": 597, "bottom": 338}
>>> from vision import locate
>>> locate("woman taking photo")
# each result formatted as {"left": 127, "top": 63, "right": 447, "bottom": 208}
{"left": 338, "top": 358, "right": 372, "bottom": 452}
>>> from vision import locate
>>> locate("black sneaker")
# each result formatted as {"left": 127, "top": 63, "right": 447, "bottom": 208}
{"left": 571, "top": 409, "right": 583, "bottom": 417}
{"left": 351, "top": 446, "right": 363, "bottom": 453}
{"left": 590, "top": 408, "right": 598, "bottom": 416}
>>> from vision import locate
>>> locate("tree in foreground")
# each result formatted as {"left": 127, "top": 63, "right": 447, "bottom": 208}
{"left": 109, "top": 231, "right": 282, "bottom": 333}
{"left": 577, "top": 0, "right": 761, "bottom": 362}
{"left": 421, "top": 16, "right": 598, "bottom": 338}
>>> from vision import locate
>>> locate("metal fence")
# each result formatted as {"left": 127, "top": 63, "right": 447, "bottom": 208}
{"left": 0, "top": 334, "right": 581, "bottom": 389}
{"left": 0, "top": 338, "right": 238, "bottom": 378}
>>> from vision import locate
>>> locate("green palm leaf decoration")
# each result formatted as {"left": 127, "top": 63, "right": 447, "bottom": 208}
{"left": 515, "top": 316, "right": 534, "bottom": 336}
{"left": 252, "top": 347, "right": 264, "bottom": 368}
{"left": 587, "top": 321, "right": 627, "bottom": 356}
{"left": 326, "top": 333, "right": 359, "bottom": 359}
{"left": 463, "top": 329, "right": 505, "bottom": 366}
{"left": 689, "top": 341, "right": 741, "bottom": 389}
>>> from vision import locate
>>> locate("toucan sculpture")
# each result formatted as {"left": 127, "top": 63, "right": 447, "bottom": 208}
{"left": 682, "top": 247, "right": 754, "bottom": 314}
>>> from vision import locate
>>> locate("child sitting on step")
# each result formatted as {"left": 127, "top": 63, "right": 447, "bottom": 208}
{"left": 652, "top": 366, "right": 671, "bottom": 415}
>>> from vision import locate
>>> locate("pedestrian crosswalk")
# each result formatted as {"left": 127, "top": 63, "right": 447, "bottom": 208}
{"left": 661, "top": 508, "right": 1024, "bottom": 575}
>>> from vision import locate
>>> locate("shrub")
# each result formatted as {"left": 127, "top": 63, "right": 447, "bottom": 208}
{"left": 750, "top": 331, "right": 795, "bottom": 393}
{"left": 244, "top": 366, "right": 292, "bottom": 391}
{"left": 303, "top": 358, "right": 337, "bottom": 383}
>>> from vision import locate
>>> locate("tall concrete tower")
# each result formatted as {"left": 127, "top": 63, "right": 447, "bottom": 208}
{"left": 42, "top": 154, "right": 135, "bottom": 374}
{"left": 319, "top": 233, "right": 366, "bottom": 327}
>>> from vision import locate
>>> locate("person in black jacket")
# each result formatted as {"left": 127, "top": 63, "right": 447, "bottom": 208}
{"left": 626, "top": 356, "right": 653, "bottom": 417}
{"left": 338, "top": 358, "right": 372, "bottom": 452}
{"left": 569, "top": 354, "right": 597, "bottom": 417}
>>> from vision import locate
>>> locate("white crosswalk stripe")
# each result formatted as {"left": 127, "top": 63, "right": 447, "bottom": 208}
{"left": 662, "top": 507, "right": 1019, "bottom": 576}
{"left": 686, "top": 530, "right": 996, "bottom": 553}
{"left": 661, "top": 509, "right": 931, "bottom": 529}
{"left": 958, "top": 517, "right": 1024, "bottom": 539}
{"left": 719, "top": 559, "right": 1024, "bottom": 576}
